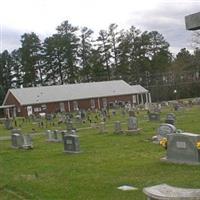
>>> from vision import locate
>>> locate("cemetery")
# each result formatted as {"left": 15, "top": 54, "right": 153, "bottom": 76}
{"left": 1, "top": 10, "right": 200, "bottom": 200}
{"left": 1, "top": 101, "right": 200, "bottom": 200}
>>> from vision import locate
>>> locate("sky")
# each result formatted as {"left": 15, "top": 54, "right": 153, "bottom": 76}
{"left": 0, "top": 0, "right": 200, "bottom": 55}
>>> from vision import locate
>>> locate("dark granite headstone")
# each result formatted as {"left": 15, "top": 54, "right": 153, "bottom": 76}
{"left": 63, "top": 134, "right": 80, "bottom": 153}
{"left": 165, "top": 113, "right": 176, "bottom": 125}
{"left": 148, "top": 113, "right": 160, "bottom": 121}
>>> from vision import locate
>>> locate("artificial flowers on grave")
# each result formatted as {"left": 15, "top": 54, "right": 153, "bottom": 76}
{"left": 159, "top": 137, "right": 168, "bottom": 149}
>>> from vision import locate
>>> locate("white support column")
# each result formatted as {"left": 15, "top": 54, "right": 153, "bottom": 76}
{"left": 145, "top": 93, "right": 149, "bottom": 104}
{"left": 6, "top": 108, "right": 10, "bottom": 118}
{"left": 136, "top": 94, "right": 139, "bottom": 105}
{"left": 98, "top": 98, "right": 101, "bottom": 110}
{"left": 68, "top": 101, "right": 71, "bottom": 112}
{"left": 141, "top": 94, "right": 144, "bottom": 105}
{"left": 13, "top": 107, "right": 16, "bottom": 118}
{"left": 144, "top": 92, "right": 149, "bottom": 110}
{"left": 148, "top": 93, "right": 152, "bottom": 103}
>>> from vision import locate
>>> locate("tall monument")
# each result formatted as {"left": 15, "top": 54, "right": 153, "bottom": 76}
{"left": 185, "top": 12, "right": 200, "bottom": 30}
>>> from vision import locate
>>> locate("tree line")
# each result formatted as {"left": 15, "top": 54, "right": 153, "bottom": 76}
{"left": 0, "top": 20, "right": 200, "bottom": 103}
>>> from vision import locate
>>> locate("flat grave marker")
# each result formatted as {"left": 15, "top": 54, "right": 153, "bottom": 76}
{"left": 143, "top": 183, "right": 200, "bottom": 200}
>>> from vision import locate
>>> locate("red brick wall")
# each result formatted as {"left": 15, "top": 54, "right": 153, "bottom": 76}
{"left": 4, "top": 93, "right": 133, "bottom": 117}
{"left": 4, "top": 92, "right": 26, "bottom": 117}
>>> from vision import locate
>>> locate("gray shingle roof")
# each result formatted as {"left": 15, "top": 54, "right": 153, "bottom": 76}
{"left": 5, "top": 80, "right": 148, "bottom": 106}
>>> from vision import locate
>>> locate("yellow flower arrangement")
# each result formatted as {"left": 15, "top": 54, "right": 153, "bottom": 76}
{"left": 196, "top": 141, "right": 200, "bottom": 150}
{"left": 159, "top": 137, "right": 168, "bottom": 149}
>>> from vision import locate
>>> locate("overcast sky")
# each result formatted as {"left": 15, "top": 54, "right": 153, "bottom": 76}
{"left": 0, "top": 0, "right": 200, "bottom": 55}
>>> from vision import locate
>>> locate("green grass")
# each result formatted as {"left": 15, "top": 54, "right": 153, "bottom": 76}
{"left": 1, "top": 106, "right": 200, "bottom": 199}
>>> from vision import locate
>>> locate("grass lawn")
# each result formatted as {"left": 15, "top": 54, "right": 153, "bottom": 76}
{"left": 1, "top": 106, "right": 200, "bottom": 199}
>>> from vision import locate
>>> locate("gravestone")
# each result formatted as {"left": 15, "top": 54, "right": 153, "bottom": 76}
{"left": 75, "top": 115, "right": 81, "bottom": 123}
{"left": 4, "top": 118, "right": 12, "bottom": 130}
{"left": 154, "top": 106, "right": 161, "bottom": 113}
{"left": 66, "top": 121, "right": 74, "bottom": 132}
{"left": 128, "top": 110, "right": 135, "bottom": 117}
{"left": 46, "top": 113, "right": 53, "bottom": 121}
{"left": 143, "top": 183, "right": 200, "bottom": 200}
{"left": 46, "top": 130, "right": 62, "bottom": 142}
{"left": 70, "top": 130, "right": 77, "bottom": 135}
{"left": 11, "top": 133, "right": 24, "bottom": 148}
{"left": 185, "top": 12, "right": 200, "bottom": 30}
{"left": 148, "top": 112, "right": 160, "bottom": 121}
{"left": 114, "top": 121, "right": 123, "bottom": 134}
{"left": 165, "top": 113, "right": 176, "bottom": 125}
{"left": 63, "top": 134, "right": 80, "bottom": 153}
{"left": 99, "top": 122, "right": 107, "bottom": 134}
{"left": 152, "top": 123, "right": 176, "bottom": 143}
{"left": 126, "top": 116, "right": 141, "bottom": 135}
{"left": 53, "top": 130, "right": 62, "bottom": 142}
{"left": 121, "top": 109, "right": 126, "bottom": 117}
{"left": 162, "top": 132, "right": 200, "bottom": 165}
{"left": 174, "top": 103, "right": 182, "bottom": 111}
{"left": 46, "top": 130, "right": 54, "bottom": 142}
{"left": 128, "top": 116, "right": 137, "bottom": 130}
{"left": 11, "top": 133, "right": 33, "bottom": 149}
{"left": 22, "top": 135, "right": 33, "bottom": 149}
{"left": 11, "top": 128, "right": 22, "bottom": 135}
{"left": 60, "top": 130, "right": 68, "bottom": 141}
{"left": 112, "top": 110, "right": 116, "bottom": 116}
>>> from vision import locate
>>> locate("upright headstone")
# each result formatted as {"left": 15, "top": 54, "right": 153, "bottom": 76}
{"left": 46, "top": 113, "right": 53, "bottom": 121}
{"left": 152, "top": 123, "right": 176, "bottom": 143}
{"left": 53, "top": 130, "right": 62, "bottom": 142}
{"left": 162, "top": 132, "right": 200, "bottom": 165}
{"left": 112, "top": 110, "right": 116, "bottom": 116}
{"left": 4, "top": 118, "right": 12, "bottom": 130}
{"left": 114, "top": 121, "right": 123, "bottom": 134}
{"left": 22, "top": 134, "right": 33, "bottom": 149}
{"left": 128, "top": 110, "right": 135, "bottom": 117}
{"left": 11, "top": 128, "right": 22, "bottom": 135}
{"left": 11, "top": 133, "right": 33, "bottom": 149}
{"left": 165, "top": 113, "right": 176, "bottom": 125}
{"left": 185, "top": 12, "right": 200, "bottom": 30}
{"left": 11, "top": 133, "right": 24, "bottom": 148}
{"left": 46, "top": 130, "right": 62, "bottom": 142}
{"left": 128, "top": 116, "right": 137, "bottom": 130}
{"left": 126, "top": 116, "right": 141, "bottom": 135}
{"left": 66, "top": 121, "right": 74, "bottom": 132}
{"left": 99, "top": 122, "right": 107, "bottom": 134}
{"left": 148, "top": 112, "right": 160, "bottom": 121}
{"left": 46, "top": 130, "right": 54, "bottom": 142}
{"left": 63, "top": 134, "right": 80, "bottom": 153}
